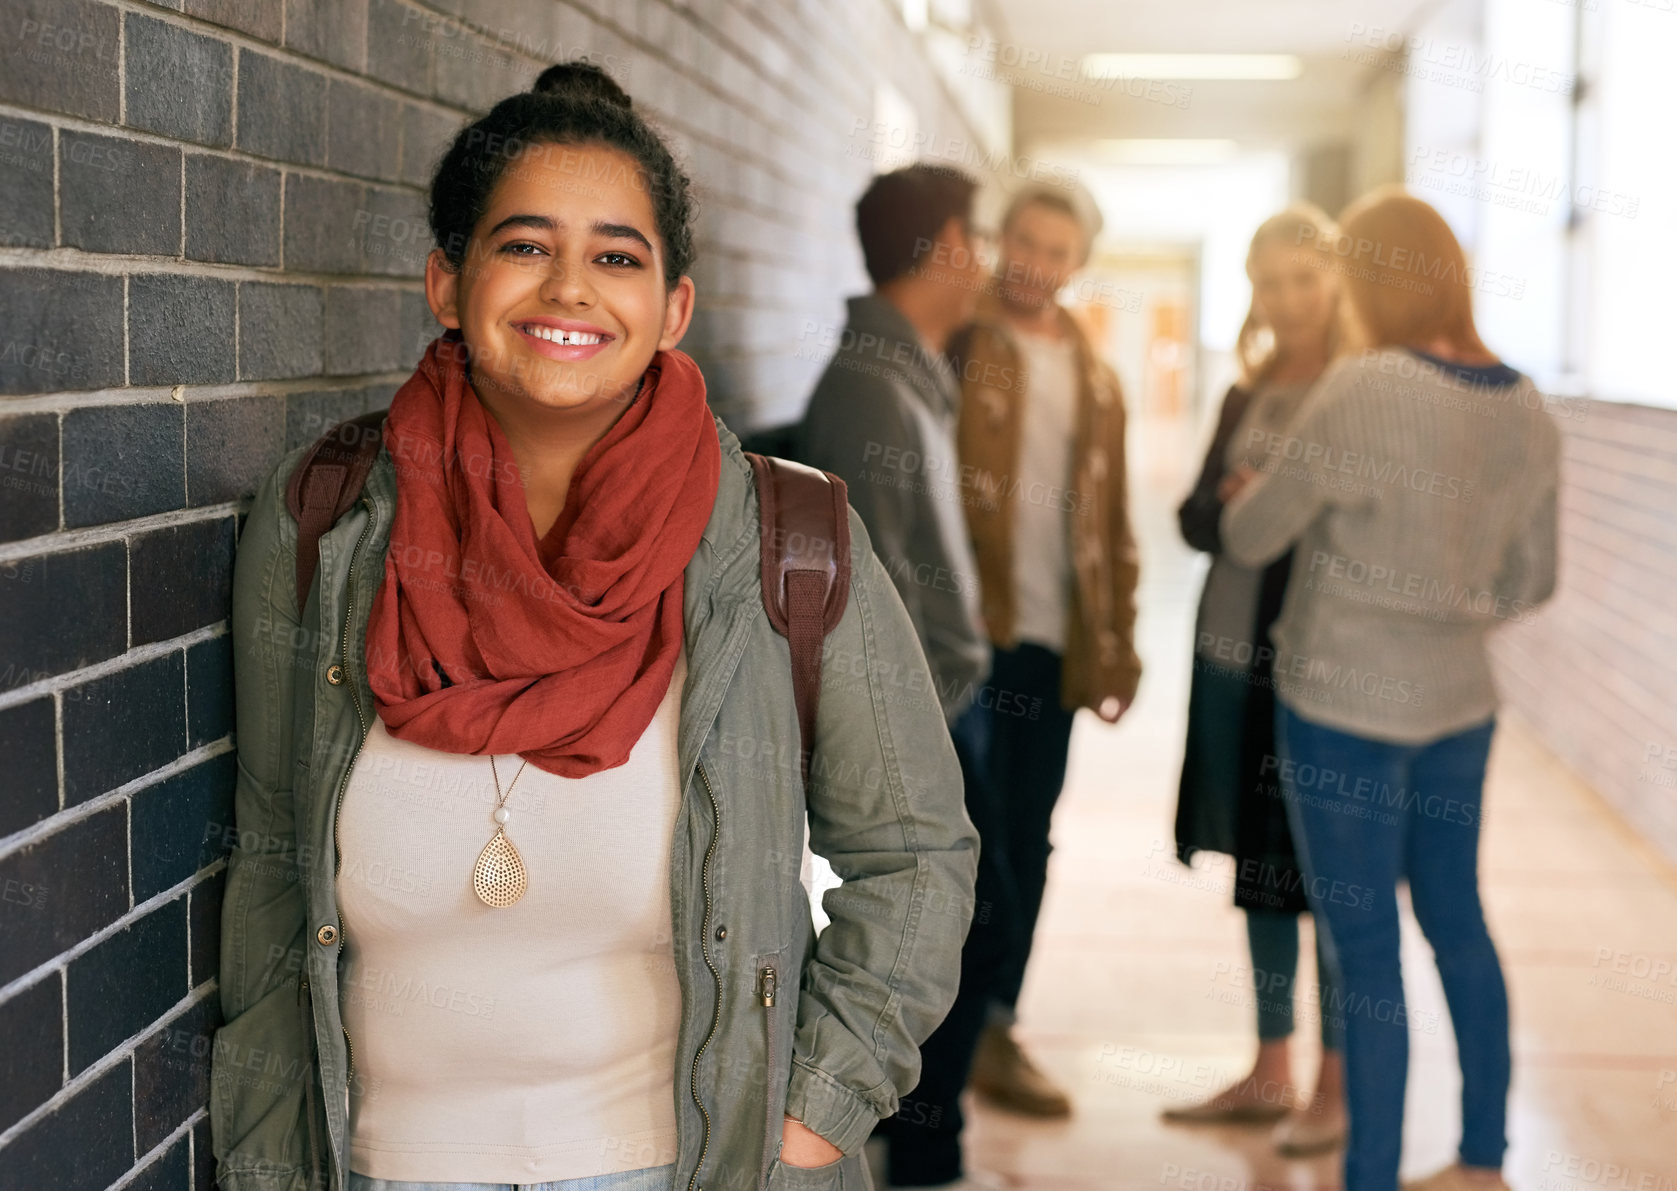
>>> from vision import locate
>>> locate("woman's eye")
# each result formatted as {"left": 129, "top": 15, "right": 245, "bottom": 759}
{"left": 597, "top": 252, "right": 641, "bottom": 268}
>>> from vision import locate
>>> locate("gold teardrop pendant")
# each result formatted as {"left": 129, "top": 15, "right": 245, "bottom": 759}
{"left": 471, "top": 829, "right": 527, "bottom": 908}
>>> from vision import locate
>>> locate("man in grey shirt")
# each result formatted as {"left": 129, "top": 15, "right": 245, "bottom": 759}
{"left": 799, "top": 164, "right": 989, "bottom": 722}
{"left": 798, "top": 164, "right": 1002, "bottom": 1191}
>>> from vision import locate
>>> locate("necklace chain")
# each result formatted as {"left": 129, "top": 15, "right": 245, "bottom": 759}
{"left": 489, "top": 754, "right": 529, "bottom": 809}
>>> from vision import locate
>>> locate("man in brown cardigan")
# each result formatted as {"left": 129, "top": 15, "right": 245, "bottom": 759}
{"left": 949, "top": 182, "right": 1143, "bottom": 1118}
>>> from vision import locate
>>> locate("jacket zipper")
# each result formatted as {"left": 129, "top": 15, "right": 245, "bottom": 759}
{"left": 686, "top": 763, "right": 723, "bottom": 1191}
{"left": 297, "top": 976, "right": 323, "bottom": 1188}
{"left": 757, "top": 964, "right": 779, "bottom": 1191}
{"left": 329, "top": 497, "right": 376, "bottom": 1100}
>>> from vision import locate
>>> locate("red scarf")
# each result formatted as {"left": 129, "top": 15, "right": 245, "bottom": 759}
{"left": 365, "top": 333, "right": 720, "bottom": 776}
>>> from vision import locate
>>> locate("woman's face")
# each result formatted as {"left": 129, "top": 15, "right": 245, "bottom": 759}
{"left": 1249, "top": 240, "right": 1337, "bottom": 359}
{"left": 425, "top": 141, "right": 695, "bottom": 416}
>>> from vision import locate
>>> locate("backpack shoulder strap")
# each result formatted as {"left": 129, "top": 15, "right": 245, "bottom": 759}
{"left": 284, "top": 410, "right": 389, "bottom": 612}
{"left": 745, "top": 452, "right": 851, "bottom": 788}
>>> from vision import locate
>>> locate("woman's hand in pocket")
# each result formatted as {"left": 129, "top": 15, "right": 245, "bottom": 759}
{"left": 779, "top": 1115, "right": 843, "bottom": 1168}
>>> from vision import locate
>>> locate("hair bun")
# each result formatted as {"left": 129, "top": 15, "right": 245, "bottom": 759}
{"left": 531, "top": 60, "right": 631, "bottom": 109}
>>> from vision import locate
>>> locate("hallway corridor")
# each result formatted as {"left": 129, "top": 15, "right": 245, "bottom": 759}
{"left": 958, "top": 433, "right": 1677, "bottom": 1189}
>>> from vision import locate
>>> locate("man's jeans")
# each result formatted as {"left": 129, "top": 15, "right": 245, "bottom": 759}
{"left": 1277, "top": 705, "right": 1509, "bottom": 1191}
{"left": 984, "top": 644, "right": 1078, "bottom": 1012}
{"left": 880, "top": 702, "right": 1021, "bottom": 1186}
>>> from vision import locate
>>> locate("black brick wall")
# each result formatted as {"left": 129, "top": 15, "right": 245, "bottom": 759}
{"left": 0, "top": 0, "right": 992, "bottom": 1187}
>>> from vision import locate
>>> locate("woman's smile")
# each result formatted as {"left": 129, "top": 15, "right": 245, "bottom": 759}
{"left": 514, "top": 316, "right": 618, "bottom": 362}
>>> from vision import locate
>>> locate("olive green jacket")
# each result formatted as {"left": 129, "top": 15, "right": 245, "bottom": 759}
{"left": 211, "top": 418, "right": 978, "bottom": 1191}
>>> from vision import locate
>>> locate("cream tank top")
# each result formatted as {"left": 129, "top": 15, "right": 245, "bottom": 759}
{"left": 335, "top": 655, "right": 686, "bottom": 1184}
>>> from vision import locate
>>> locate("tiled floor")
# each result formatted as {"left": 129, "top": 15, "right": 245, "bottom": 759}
{"left": 957, "top": 424, "right": 1677, "bottom": 1189}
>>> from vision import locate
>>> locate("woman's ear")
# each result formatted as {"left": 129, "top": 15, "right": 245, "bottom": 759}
{"left": 658, "top": 275, "right": 697, "bottom": 351}
{"left": 425, "top": 248, "right": 463, "bottom": 330}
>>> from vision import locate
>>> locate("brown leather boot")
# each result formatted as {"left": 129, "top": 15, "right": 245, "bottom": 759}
{"left": 967, "top": 1023, "right": 1072, "bottom": 1118}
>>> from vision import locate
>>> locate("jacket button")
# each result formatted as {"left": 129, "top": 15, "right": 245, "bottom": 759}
{"left": 326, "top": 664, "right": 345, "bottom": 686}
{"left": 316, "top": 924, "right": 339, "bottom": 946}
{"left": 714, "top": 925, "right": 727, "bottom": 941}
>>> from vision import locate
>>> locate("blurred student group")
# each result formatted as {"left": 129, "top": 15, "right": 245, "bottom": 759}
{"left": 745, "top": 2, "right": 1677, "bottom": 1190}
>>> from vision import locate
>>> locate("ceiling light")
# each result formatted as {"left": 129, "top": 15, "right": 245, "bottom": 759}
{"left": 1081, "top": 53, "right": 1303, "bottom": 80}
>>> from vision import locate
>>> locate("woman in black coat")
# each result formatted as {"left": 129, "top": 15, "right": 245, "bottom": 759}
{"left": 1163, "top": 204, "right": 1348, "bottom": 1157}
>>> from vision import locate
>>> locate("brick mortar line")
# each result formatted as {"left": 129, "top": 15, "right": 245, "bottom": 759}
{"left": 59, "top": 969, "right": 68, "bottom": 1088}
{"left": 8, "top": 6, "right": 991, "bottom": 203}
{"left": 0, "top": 736, "right": 235, "bottom": 874}
{"left": 0, "top": 370, "right": 418, "bottom": 416}
{"left": 650, "top": 0, "right": 890, "bottom": 144}
{"left": 177, "top": 151, "right": 186, "bottom": 284}
{"left": 88, "top": 0, "right": 476, "bottom": 117}
{"left": 49, "top": 123, "right": 61, "bottom": 259}
{"left": 0, "top": 99, "right": 443, "bottom": 195}
{"left": 5, "top": 104, "right": 872, "bottom": 266}
{"left": 0, "top": 976, "right": 219, "bottom": 1151}
{"left": 108, "top": 1106, "right": 209, "bottom": 1191}
{"left": 116, "top": 0, "right": 126, "bottom": 125}
{"left": 0, "top": 242, "right": 428, "bottom": 287}
{"left": 0, "top": 615, "right": 228, "bottom": 715}
{"left": 0, "top": 495, "right": 245, "bottom": 558}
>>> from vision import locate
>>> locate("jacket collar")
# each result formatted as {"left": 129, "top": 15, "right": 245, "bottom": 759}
{"left": 965, "top": 291, "right": 1107, "bottom": 404}
{"left": 971, "top": 291, "right": 1088, "bottom": 355}
{"left": 842, "top": 293, "right": 960, "bottom": 418}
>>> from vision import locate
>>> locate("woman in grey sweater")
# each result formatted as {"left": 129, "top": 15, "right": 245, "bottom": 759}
{"left": 1222, "top": 187, "right": 1560, "bottom": 1191}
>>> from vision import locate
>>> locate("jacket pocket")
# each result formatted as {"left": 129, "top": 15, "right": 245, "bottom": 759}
{"left": 765, "top": 1153, "right": 853, "bottom": 1191}
{"left": 209, "top": 978, "right": 316, "bottom": 1184}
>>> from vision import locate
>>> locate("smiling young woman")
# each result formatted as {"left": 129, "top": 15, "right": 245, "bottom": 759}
{"left": 1167, "top": 204, "right": 1350, "bottom": 1156}
{"left": 209, "top": 61, "right": 977, "bottom": 1191}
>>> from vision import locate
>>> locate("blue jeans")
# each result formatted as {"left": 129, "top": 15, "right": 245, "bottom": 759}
{"left": 1277, "top": 706, "right": 1508, "bottom": 1191}
{"left": 981, "top": 643, "right": 1078, "bottom": 1011}
{"left": 879, "top": 699, "right": 1023, "bottom": 1186}
{"left": 348, "top": 1164, "right": 676, "bottom": 1191}
{"left": 1245, "top": 907, "right": 1343, "bottom": 1050}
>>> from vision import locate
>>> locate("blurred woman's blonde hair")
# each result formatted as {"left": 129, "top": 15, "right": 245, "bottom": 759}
{"left": 1236, "top": 201, "right": 1349, "bottom": 388}
{"left": 1334, "top": 184, "right": 1489, "bottom": 357}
